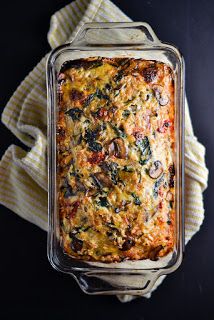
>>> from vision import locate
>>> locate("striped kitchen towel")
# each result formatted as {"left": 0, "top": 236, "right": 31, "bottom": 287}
{"left": 0, "top": 0, "right": 208, "bottom": 302}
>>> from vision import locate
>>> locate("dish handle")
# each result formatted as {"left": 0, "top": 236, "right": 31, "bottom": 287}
{"left": 70, "top": 22, "right": 161, "bottom": 46}
{"left": 70, "top": 269, "right": 162, "bottom": 296}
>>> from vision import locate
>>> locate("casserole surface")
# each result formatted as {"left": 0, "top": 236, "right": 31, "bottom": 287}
{"left": 57, "top": 57, "right": 175, "bottom": 262}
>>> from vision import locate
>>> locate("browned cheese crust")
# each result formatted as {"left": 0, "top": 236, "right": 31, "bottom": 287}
{"left": 57, "top": 57, "right": 175, "bottom": 262}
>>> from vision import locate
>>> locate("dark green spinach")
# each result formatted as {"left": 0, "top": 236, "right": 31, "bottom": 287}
{"left": 131, "top": 193, "right": 141, "bottom": 205}
{"left": 65, "top": 108, "right": 83, "bottom": 120}
{"left": 136, "top": 136, "right": 152, "bottom": 165}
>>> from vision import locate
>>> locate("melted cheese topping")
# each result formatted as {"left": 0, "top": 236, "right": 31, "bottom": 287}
{"left": 57, "top": 57, "right": 175, "bottom": 262}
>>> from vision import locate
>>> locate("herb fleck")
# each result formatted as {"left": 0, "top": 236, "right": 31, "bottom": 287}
{"left": 65, "top": 108, "right": 83, "bottom": 120}
{"left": 123, "top": 165, "right": 134, "bottom": 172}
{"left": 136, "top": 136, "right": 152, "bottom": 165}
{"left": 122, "top": 110, "right": 131, "bottom": 118}
{"left": 131, "top": 193, "right": 141, "bottom": 205}
{"left": 98, "top": 197, "right": 109, "bottom": 207}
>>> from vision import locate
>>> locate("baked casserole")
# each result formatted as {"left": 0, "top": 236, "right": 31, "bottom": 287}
{"left": 57, "top": 57, "right": 175, "bottom": 263}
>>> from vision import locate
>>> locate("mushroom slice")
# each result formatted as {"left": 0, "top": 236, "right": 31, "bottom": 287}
{"left": 70, "top": 235, "right": 83, "bottom": 252}
{"left": 149, "top": 161, "right": 163, "bottom": 179}
{"left": 108, "top": 141, "right": 115, "bottom": 157}
{"left": 149, "top": 245, "right": 163, "bottom": 261}
{"left": 91, "top": 172, "right": 113, "bottom": 189}
{"left": 159, "top": 95, "right": 169, "bottom": 106}
{"left": 166, "top": 191, "right": 174, "bottom": 201}
{"left": 108, "top": 138, "right": 128, "bottom": 159}
{"left": 76, "top": 180, "right": 86, "bottom": 193}
{"left": 153, "top": 85, "right": 169, "bottom": 106}
{"left": 120, "top": 238, "right": 135, "bottom": 251}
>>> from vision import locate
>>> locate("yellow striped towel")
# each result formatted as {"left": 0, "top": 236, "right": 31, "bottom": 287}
{"left": 0, "top": 0, "right": 208, "bottom": 303}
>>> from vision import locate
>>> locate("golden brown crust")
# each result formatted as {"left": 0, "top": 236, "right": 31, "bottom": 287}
{"left": 57, "top": 57, "right": 175, "bottom": 263}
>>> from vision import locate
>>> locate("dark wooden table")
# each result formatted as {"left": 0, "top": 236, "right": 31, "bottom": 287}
{"left": 0, "top": 0, "right": 213, "bottom": 319}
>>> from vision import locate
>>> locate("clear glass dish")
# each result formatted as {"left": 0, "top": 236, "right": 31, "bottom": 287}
{"left": 46, "top": 22, "right": 185, "bottom": 295}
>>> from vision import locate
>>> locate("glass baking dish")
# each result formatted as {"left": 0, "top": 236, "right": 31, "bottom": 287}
{"left": 47, "top": 22, "right": 185, "bottom": 296}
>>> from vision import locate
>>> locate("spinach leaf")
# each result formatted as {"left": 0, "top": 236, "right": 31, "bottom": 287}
{"left": 84, "top": 128, "right": 99, "bottom": 141}
{"left": 114, "top": 70, "right": 124, "bottom": 83}
{"left": 61, "top": 59, "right": 103, "bottom": 72}
{"left": 64, "top": 186, "right": 75, "bottom": 198}
{"left": 84, "top": 128, "right": 102, "bottom": 152}
{"left": 99, "top": 161, "right": 118, "bottom": 185}
{"left": 96, "top": 89, "right": 109, "bottom": 100}
{"left": 123, "top": 165, "right": 134, "bottom": 172}
{"left": 98, "top": 197, "right": 109, "bottom": 207}
{"left": 110, "top": 123, "right": 127, "bottom": 138}
{"left": 114, "top": 59, "right": 130, "bottom": 83}
{"left": 88, "top": 141, "right": 102, "bottom": 152}
{"left": 131, "top": 193, "right": 141, "bottom": 205}
{"left": 122, "top": 109, "right": 131, "bottom": 118}
{"left": 65, "top": 108, "right": 83, "bottom": 120}
{"left": 84, "top": 92, "right": 97, "bottom": 107}
{"left": 84, "top": 88, "right": 109, "bottom": 107}
{"left": 136, "top": 136, "right": 152, "bottom": 165}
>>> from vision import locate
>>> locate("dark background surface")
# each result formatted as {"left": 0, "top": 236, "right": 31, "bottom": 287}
{"left": 0, "top": 0, "right": 213, "bottom": 319}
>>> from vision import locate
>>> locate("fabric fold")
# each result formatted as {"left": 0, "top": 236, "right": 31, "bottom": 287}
{"left": 0, "top": 145, "right": 48, "bottom": 230}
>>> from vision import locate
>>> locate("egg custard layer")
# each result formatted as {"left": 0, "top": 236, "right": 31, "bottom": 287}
{"left": 57, "top": 57, "right": 175, "bottom": 262}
